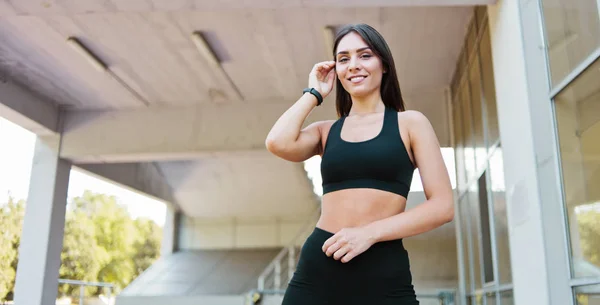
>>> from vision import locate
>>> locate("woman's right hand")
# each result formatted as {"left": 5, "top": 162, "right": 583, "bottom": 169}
{"left": 308, "top": 61, "right": 336, "bottom": 98}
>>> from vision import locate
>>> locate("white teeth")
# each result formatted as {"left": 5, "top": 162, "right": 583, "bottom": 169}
{"left": 350, "top": 76, "right": 365, "bottom": 83}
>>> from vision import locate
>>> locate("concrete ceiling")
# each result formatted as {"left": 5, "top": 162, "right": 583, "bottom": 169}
{"left": 157, "top": 150, "right": 318, "bottom": 218}
{"left": 0, "top": 2, "right": 476, "bottom": 222}
{"left": 0, "top": 5, "right": 472, "bottom": 109}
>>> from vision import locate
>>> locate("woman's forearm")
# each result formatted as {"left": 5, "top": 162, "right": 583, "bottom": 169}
{"left": 364, "top": 196, "right": 454, "bottom": 243}
{"left": 265, "top": 93, "right": 317, "bottom": 150}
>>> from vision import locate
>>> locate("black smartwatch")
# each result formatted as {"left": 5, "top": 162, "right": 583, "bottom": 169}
{"left": 303, "top": 88, "right": 323, "bottom": 106}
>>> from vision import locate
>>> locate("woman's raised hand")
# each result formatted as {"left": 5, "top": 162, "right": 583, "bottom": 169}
{"left": 308, "top": 61, "right": 336, "bottom": 98}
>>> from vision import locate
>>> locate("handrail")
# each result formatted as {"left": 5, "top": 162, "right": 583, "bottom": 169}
{"left": 245, "top": 289, "right": 457, "bottom": 305}
{"left": 58, "top": 279, "right": 115, "bottom": 288}
{"left": 257, "top": 205, "right": 320, "bottom": 291}
{"left": 57, "top": 279, "right": 115, "bottom": 305}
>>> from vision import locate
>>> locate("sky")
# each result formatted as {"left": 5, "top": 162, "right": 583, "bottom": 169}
{"left": 0, "top": 117, "right": 167, "bottom": 226}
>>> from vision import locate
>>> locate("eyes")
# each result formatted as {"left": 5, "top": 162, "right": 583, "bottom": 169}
{"left": 337, "top": 53, "right": 372, "bottom": 63}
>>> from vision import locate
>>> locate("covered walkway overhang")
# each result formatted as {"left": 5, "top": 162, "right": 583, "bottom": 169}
{"left": 0, "top": 1, "right": 494, "bottom": 304}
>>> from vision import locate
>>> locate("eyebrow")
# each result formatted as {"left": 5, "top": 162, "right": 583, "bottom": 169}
{"left": 336, "top": 47, "right": 371, "bottom": 56}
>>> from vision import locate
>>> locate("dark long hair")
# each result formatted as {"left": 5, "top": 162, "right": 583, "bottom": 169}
{"left": 332, "top": 24, "right": 405, "bottom": 117}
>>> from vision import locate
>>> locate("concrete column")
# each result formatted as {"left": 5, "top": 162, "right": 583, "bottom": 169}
{"left": 488, "top": 1, "right": 572, "bottom": 304}
{"left": 161, "top": 207, "right": 180, "bottom": 256}
{"left": 13, "top": 136, "right": 71, "bottom": 305}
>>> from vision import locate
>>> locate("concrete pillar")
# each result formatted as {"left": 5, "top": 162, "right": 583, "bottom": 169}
{"left": 13, "top": 136, "right": 71, "bottom": 305}
{"left": 161, "top": 207, "right": 180, "bottom": 256}
{"left": 488, "top": 0, "right": 572, "bottom": 304}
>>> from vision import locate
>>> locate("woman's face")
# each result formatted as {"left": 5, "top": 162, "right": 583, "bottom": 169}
{"left": 335, "top": 32, "right": 385, "bottom": 98}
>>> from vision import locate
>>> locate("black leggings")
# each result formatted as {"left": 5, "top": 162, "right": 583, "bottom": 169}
{"left": 282, "top": 227, "right": 419, "bottom": 305}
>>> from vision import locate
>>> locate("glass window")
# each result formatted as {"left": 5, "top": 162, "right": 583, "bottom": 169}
{"left": 574, "top": 284, "right": 600, "bottom": 304}
{"left": 455, "top": 48, "right": 467, "bottom": 93}
{"left": 471, "top": 293, "right": 484, "bottom": 305}
{"left": 500, "top": 290, "right": 514, "bottom": 305}
{"left": 468, "top": 182, "right": 483, "bottom": 289}
{"left": 475, "top": 6, "right": 487, "bottom": 30}
{"left": 478, "top": 173, "right": 494, "bottom": 284}
{"left": 541, "top": 0, "right": 600, "bottom": 86}
{"left": 452, "top": 50, "right": 465, "bottom": 96}
{"left": 460, "top": 196, "right": 473, "bottom": 291}
{"left": 554, "top": 58, "right": 600, "bottom": 277}
{"left": 479, "top": 26, "right": 500, "bottom": 149}
{"left": 489, "top": 146, "right": 512, "bottom": 284}
{"left": 454, "top": 97, "right": 467, "bottom": 192}
{"left": 461, "top": 80, "right": 476, "bottom": 182}
{"left": 466, "top": 21, "right": 477, "bottom": 60}
{"left": 486, "top": 292, "right": 497, "bottom": 305}
{"left": 469, "top": 55, "right": 486, "bottom": 173}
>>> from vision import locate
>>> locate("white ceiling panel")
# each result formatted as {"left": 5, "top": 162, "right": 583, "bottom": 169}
{"left": 0, "top": 6, "right": 472, "bottom": 109}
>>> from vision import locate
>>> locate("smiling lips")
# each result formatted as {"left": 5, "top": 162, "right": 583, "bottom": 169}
{"left": 348, "top": 75, "right": 367, "bottom": 83}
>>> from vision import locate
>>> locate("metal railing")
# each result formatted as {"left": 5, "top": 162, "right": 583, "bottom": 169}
{"left": 257, "top": 245, "right": 298, "bottom": 292}
{"left": 245, "top": 289, "right": 456, "bottom": 305}
{"left": 256, "top": 206, "right": 320, "bottom": 292}
{"left": 57, "top": 279, "right": 115, "bottom": 305}
{"left": 417, "top": 291, "right": 456, "bottom": 305}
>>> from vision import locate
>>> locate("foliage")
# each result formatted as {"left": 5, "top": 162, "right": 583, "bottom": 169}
{"left": 132, "top": 218, "right": 163, "bottom": 276}
{"left": 577, "top": 208, "right": 600, "bottom": 267}
{"left": 0, "top": 196, "right": 24, "bottom": 300}
{"left": 0, "top": 191, "right": 163, "bottom": 301}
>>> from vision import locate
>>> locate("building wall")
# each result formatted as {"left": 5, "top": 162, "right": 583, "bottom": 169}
{"left": 537, "top": 0, "right": 600, "bottom": 301}
{"left": 449, "top": 6, "right": 513, "bottom": 304}
{"left": 178, "top": 214, "right": 317, "bottom": 250}
{"left": 452, "top": 1, "right": 600, "bottom": 304}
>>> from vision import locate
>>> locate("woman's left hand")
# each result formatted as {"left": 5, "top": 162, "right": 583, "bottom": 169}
{"left": 322, "top": 227, "right": 377, "bottom": 263}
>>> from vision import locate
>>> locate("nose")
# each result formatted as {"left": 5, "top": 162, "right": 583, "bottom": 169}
{"left": 348, "top": 55, "right": 361, "bottom": 72}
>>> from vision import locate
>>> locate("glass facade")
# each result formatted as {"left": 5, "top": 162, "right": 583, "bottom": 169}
{"left": 554, "top": 58, "right": 600, "bottom": 279}
{"left": 451, "top": 7, "right": 513, "bottom": 304}
{"left": 540, "top": 0, "right": 600, "bottom": 86}
{"left": 541, "top": 0, "right": 600, "bottom": 300}
{"left": 446, "top": 1, "right": 600, "bottom": 304}
{"left": 574, "top": 284, "right": 600, "bottom": 304}
{"left": 541, "top": 0, "right": 600, "bottom": 298}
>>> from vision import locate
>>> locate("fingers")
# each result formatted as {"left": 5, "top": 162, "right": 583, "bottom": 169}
{"left": 326, "top": 240, "right": 356, "bottom": 263}
{"left": 323, "top": 231, "right": 352, "bottom": 261}
{"left": 326, "top": 69, "right": 336, "bottom": 87}
{"left": 312, "top": 61, "right": 336, "bottom": 75}
{"left": 322, "top": 235, "right": 343, "bottom": 256}
{"left": 340, "top": 250, "right": 358, "bottom": 263}
{"left": 333, "top": 244, "right": 351, "bottom": 260}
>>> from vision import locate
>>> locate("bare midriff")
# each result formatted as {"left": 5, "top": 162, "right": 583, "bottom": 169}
{"left": 315, "top": 188, "right": 407, "bottom": 234}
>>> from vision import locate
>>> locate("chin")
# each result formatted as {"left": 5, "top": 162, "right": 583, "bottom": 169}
{"left": 346, "top": 86, "right": 376, "bottom": 98}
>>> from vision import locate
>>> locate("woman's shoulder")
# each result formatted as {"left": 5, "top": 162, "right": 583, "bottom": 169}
{"left": 396, "top": 110, "right": 430, "bottom": 127}
{"left": 303, "top": 120, "right": 337, "bottom": 139}
{"left": 314, "top": 119, "right": 337, "bottom": 134}
{"left": 395, "top": 110, "right": 437, "bottom": 144}
{"left": 307, "top": 119, "right": 337, "bottom": 129}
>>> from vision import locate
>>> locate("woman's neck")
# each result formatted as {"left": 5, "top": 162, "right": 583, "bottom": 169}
{"left": 349, "top": 92, "right": 385, "bottom": 116}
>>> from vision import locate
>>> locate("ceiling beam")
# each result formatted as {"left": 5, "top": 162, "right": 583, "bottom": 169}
{"left": 76, "top": 162, "right": 179, "bottom": 209}
{"left": 49, "top": 85, "right": 451, "bottom": 163}
{"left": 53, "top": 100, "right": 338, "bottom": 163}
{"left": 0, "top": 79, "right": 59, "bottom": 136}
{"left": 0, "top": 0, "right": 496, "bottom": 16}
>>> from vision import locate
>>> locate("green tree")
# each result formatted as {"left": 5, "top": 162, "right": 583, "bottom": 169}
{"left": 132, "top": 218, "right": 162, "bottom": 276}
{"left": 578, "top": 208, "right": 600, "bottom": 267}
{"left": 0, "top": 196, "right": 24, "bottom": 301}
{"left": 58, "top": 209, "right": 107, "bottom": 297}
{"left": 69, "top": 191, "right": 162, "bottom": 292}
{"left": 0, "top": 191, "right": 163, "bottom": 300}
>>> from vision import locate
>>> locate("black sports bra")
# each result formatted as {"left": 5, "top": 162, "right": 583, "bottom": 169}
{"left": 320, "top": 107, "right": 415, "bottom": 198}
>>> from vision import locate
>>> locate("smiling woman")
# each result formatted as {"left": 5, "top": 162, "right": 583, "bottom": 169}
{"left": 332, "top": 25, "right": 406, "bottom": 117}
{"left": 265, "top": 23, "right": 453, "bottom": 305}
